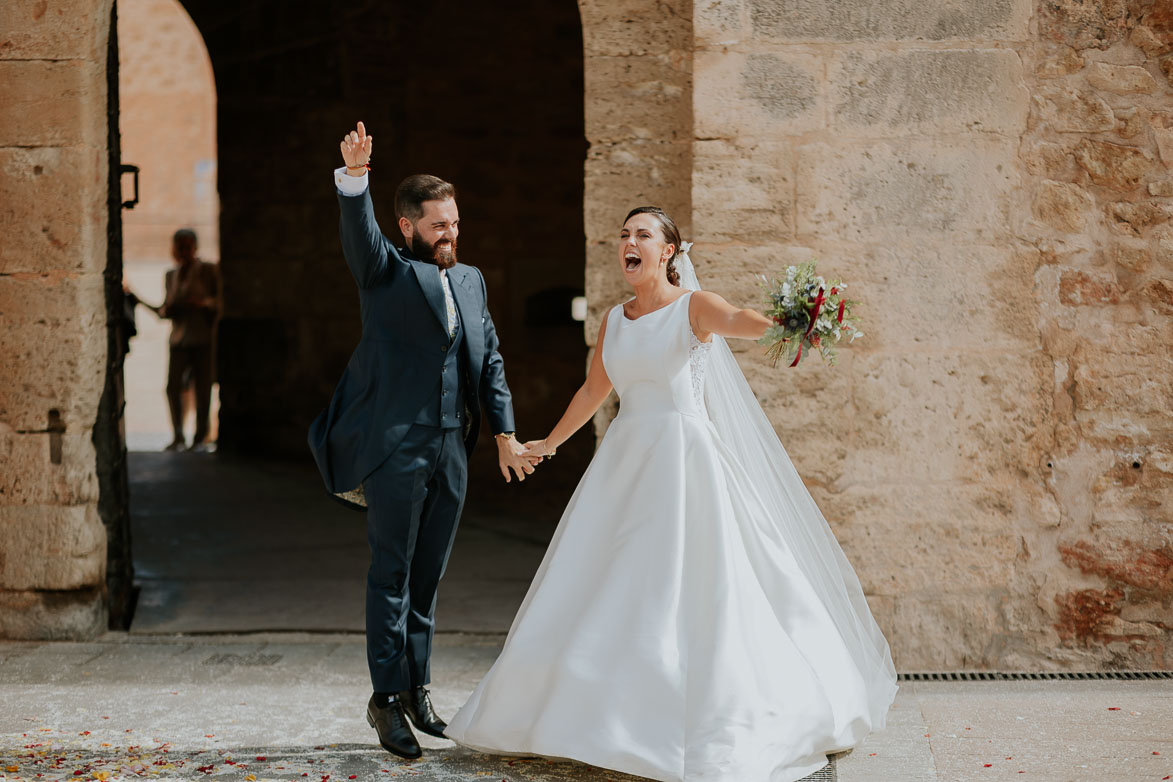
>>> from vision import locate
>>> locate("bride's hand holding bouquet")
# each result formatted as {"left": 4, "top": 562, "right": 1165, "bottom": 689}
{"left": 758, "top": 261, "right": 862, "bottom": 367}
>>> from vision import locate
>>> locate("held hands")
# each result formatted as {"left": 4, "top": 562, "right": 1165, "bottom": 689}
{"left": 521, "top": 439, "right": 556, "bottom": 461}
{"left": 340, "top": 121, "right": 373, "bottom": 174}
{"left": 496, "top": 433, "right": 543, "bottom": 483}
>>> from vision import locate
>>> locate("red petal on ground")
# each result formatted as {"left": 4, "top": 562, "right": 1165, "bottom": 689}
{"left": 984, "top": 764, "right": 993, "bottom": 768}
{"left": 256, "top": 757, "right": 266, "bottom": 761}
{"left": 1108, "top": 707, "right": 1121, "bottom": 710}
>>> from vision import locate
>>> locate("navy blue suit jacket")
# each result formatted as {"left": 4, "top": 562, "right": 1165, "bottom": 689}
{"left": 308, "top": 186, "right": 515, "bottom": 493}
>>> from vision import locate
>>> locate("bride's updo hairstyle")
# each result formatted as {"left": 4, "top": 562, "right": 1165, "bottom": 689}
{"left": 625, "top": 206, "right": 682, "bottom": 287}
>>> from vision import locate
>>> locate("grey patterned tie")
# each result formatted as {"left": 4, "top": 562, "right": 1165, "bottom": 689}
{"left": 439, "top": 269, "right": 457, "bottom": 339}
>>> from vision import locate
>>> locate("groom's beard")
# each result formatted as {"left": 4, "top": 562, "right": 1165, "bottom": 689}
{"left": 411, "top": 234, "right": 458, "bottom": 270}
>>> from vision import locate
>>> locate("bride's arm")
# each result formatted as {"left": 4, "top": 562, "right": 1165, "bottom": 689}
{"left": 690, "top": 290, "right": 773, "bottom": 341}
{"left": 524, "top": 317, "right": 614, "bottom": 458}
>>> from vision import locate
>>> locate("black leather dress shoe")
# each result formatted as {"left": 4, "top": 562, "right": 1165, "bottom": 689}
{"left": 366, "top": 695, "right": 421, "bottom": 759}
{"left": 398, "top": 686, "right": 448, "bottom": 738}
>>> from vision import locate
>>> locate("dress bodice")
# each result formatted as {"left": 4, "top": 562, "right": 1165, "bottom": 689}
{"left": 602, "top": 292, "right": 711, "bottom": 420}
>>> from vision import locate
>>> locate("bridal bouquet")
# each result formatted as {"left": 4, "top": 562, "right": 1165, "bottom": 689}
{"left": 759, "top": 261, "right": 862, "bottom": 367}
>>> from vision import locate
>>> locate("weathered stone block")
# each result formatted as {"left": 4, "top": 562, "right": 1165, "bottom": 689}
{"left": 830, "top": 49, "right": 1028, "bottom": 136}
{"left": 1086, "top": 61, "right": 1160, "bottom": 94}
{"left": 1158, "top": 226, "right": 1173, "bottom": 269}
{"left": 0, "top": 60, "right": 106, "bottom": 148}
{"left": 1161, "top": 54, "right": 1173, "bottom": 89}
{"left": 578, "top": 0, "right": 691, "bottom": 57}
{"left": 1039, "top": 0, "right": 1129, "bottom": 51}
{"left": 1152, "top": 124, "right": 1173, "bottom": 166}
{"left": 1033, "top": 87, "right": 1115, "bottom": 133}
{"left": 850, "top": 352, "right": 1050, "bottom": 483}
{"left": 1070, "top": 325, "right": 1173, "bottom": 438}
{"left": 748, "top": 0, "right": 1030, "bottom": 43}
{"left": 0, "top": 0, "right": 109, "bottom": 61}
{"left": 840, "top": 245, "right": 1038, "bottom": 353}
{"left": 584, "top": 55, "right": 690, "bottom": 144}
{"left": 1059, "top": 268, "right": 1120, "bottom": 305}
{"left": 1130, "top": 25, "right": 1166, "bottom": 58}
{"left": 1036, "top": 45, "right": 1084, "bottom": 77}
{"left": 1111, "top": 241, "right": 1152, "bottom": 273}
{"left": 1150, "top": 180, "right": 1173, "bottom": 196}
{"left": 1024, "top": 141, "right": 1078, "bottom": 178}
{"left": 831, "top": 484, "right": 1022, "bottom": 595}
{"left": 694, "top": 50, "right": 822, "bottom": 139}
{"left": 0, "top": 431, "right": 100, "bottom": 505}
{"left": 0, "top": 274, "right": 107, "bottom": 432}
{"left": 1074, "top": 138, "right": 1154, "bottom": 189}
{"left": 691, "top": 139, "right": 793, "bottom": 244}
{"left": 796, "top": 138, "right": 1019, "bottom": 243}
{"left": 0, "top": 504, "right": 105, "bottom": 591}
{"left": 1139, "top": 278, "right": 1173, "bottom": 313}
{"left": 891, "top": 593, "right": 1001, "bottom": 670}
{"left": 1108, "top": 201, "right": 1173, "bottom": 236}
{"left": 583, "top": 140, "right": 691, "bottom": 242}
{"left": 1114, "top": 106, "right": 1148, "bottom": 139}
{"left": 0, "top": 588, "right": 104, "bottom": 640}
{"left": 694, "top": 0, "right": 746, "bottom": 45}
{"left": 0, "top": 146, "right": 105, "bottom": 274}
{"left": 1033, "top": 180, "right": 1094, "bottom": 232}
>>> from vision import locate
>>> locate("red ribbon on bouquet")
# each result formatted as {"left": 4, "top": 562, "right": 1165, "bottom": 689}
{"left": 790, "top": 286, "right": 827, "bottom": 367}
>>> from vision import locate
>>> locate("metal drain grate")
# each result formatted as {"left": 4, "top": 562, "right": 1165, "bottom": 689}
{"left": 899, "top": 670, "right": 1173, "bottom": 682}
{"left": 800, "top": 757, "right": 836, "bottom": 781}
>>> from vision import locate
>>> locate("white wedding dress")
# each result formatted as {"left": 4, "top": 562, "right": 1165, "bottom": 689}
{"left": 446, "top": 291, "right": 898, "bottom": 782}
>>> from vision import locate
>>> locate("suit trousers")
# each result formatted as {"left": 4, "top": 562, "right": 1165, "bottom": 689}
{"left": 363, "top": 423, "right": 468, "bottom": 693}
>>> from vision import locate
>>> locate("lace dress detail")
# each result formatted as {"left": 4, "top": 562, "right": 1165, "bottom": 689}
{"left": 689, "top": 330, "right": 713, "bottom": 412}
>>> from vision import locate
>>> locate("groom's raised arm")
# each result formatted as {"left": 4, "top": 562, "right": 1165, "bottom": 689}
{"left": 335, "top": 121, "right": 401, "bottom": 289}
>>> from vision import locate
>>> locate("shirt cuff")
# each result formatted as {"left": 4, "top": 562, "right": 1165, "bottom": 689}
{"left": 334, "top": 166, "right": 369, "bottom": 196}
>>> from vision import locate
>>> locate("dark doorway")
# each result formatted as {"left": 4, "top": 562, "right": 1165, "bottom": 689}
{"left": 183, "top": 0, "right": 590, "bottom": 510}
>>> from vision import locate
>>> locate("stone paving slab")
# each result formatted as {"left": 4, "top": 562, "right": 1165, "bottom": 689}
{"left": 2, "top": 634, "right": 1172, "bottom": 781}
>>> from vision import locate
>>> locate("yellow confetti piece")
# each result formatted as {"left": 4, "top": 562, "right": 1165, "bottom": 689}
{"left": 6, "top": 765, "right": 19, "bottom": 773}
{"left": 245, "top": 775, "right": 257, "bottom": 781}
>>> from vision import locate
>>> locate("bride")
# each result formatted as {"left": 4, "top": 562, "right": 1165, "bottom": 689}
{"left": 444, "top": 206, "right": 898, "bottom": 781}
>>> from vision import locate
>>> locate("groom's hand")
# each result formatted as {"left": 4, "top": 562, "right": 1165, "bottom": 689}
{"left": 497, "top": 434, "right": 539, "bottom": 483}
{"left": 340, "top": 121, "right": 373, "bottom": 175}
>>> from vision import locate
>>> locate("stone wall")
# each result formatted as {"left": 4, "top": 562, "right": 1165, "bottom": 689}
{"left": 0, "top": 0, "right": 116, "bottom": 638}
{"left": 688, "top": 1, "right": 1050, "bottom": 672}
{"left": 579, "top": 0, "right": 1170, "bottom": 670}
{"left": 1023, "top": 0, "right": 1173, "bottom": 668}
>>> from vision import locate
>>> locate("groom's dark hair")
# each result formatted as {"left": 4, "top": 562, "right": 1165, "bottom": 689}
{"left": 395, "top": 175, "right": 456, "bottom": 223}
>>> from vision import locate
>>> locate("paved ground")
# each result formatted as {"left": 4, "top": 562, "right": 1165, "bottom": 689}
{"left": 28, "top": 426, "right": 1164, "bottom": 781}
{"left": 1, "top": 634, "right": 1171, "bottom": 782}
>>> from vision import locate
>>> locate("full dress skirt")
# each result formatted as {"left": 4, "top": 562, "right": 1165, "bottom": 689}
{"left": 445, "top": 293, "right": 897, "bottom": 782}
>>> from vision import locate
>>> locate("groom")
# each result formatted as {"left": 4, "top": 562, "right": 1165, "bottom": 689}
{"left": 309, "top": 122, "right": 537, "bottom": 759}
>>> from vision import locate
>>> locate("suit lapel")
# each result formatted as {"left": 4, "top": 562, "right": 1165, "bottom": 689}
{"left": 409, "top": 259, "right": 451, "bottom": 335}
{"left": 448, "top": 266, "right": 483, "bottom": 362}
